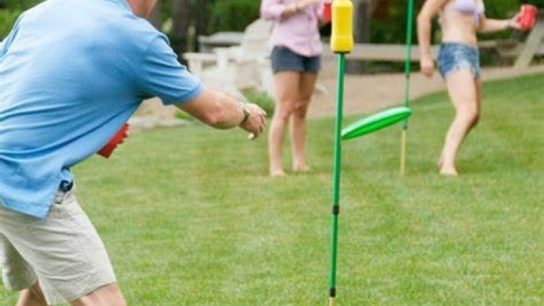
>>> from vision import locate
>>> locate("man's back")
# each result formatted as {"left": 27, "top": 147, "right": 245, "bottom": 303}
{"left": 0, "top": 0, "right": 202, "bottom": 218}
{"left": 0, "top": 0, "right": 151, "bottom": 152}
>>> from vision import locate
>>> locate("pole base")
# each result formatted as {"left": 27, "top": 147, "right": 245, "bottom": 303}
{"left": 328, "top": 297, "right": 336, "bottom": 306}
{"left": 400, "top": 129, "right": 407, "bottom": 176}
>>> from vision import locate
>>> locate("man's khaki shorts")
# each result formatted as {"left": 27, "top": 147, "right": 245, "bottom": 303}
{"left": 0, "top": 186, "right": 116, "bottom": 305}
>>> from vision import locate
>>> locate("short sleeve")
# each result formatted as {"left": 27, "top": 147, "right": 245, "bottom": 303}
{"left": 315, "top": 0, "right": 325, "bottom": 19}
{"left": 261, "top": 0, "right": 285, "bottom": 20}
{"left": 138, "top": 35, "right": 204, "bottom": 105}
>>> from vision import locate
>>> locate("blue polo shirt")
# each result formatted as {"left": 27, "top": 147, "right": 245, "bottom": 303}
{"left": 0, "top": 0, "right": 203, "bottom": 219}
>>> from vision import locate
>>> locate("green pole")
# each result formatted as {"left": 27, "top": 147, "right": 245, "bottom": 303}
{"left": 329, "top": 52, "right": 346, "bottom": 306}
{"left": 403, "top": 0, "right": 415, "bottom": 111}
{"left": 400, "top": 0, "right": 415, "bottom": 175}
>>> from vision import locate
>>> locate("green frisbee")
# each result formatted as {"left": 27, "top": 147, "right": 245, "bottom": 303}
{"left": 341, "top": 106, "right": 412, "bottom": 140}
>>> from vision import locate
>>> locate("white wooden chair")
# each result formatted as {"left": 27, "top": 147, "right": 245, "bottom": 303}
{"left": 183, "top": 19, "right": 274, "bottom": 95}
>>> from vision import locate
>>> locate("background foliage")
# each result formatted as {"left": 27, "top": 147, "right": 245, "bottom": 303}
{"left": 2, "top": 0, "right": 541, "bottom": 42}
{"left": 207, "top": 0, "right": 260, "bottom": 33}
{"left": 1, "top": 0, "right": 543, "bottom": 63}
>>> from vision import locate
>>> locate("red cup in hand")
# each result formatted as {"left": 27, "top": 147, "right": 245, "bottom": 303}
{"left": 98, "top": 124, "right": 129, "bottom": 159}
{"left": 323, "top": 2, "right": 332, "bottom": 23}
{"left": 517, "top": 4, "right": 538, "bottom": 31}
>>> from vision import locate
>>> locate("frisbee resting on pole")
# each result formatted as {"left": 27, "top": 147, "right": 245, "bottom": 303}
{"left": 340, "top": 0, "right": 415, "bottom": 144}
{"left": 328, "top": 0, "right": 416, "bottom": 304}
{"left": 341, "top": 106, "right": 412, "bottom": 140}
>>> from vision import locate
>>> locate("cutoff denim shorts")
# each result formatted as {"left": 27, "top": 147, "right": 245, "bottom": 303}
{"left": 271, "top": 46, "right": 321, "bottom": 74}
{"left": 437, "top": 42, "right": 480, "bottom": 79}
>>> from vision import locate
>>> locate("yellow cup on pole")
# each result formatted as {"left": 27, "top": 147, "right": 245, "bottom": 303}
{"left": 330, "top": 0, "right": 354, "bottom": 53}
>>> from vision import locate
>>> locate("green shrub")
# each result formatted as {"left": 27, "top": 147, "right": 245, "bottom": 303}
{"left": 0, "top": 10, "right": 19, "bottom": 38}
{"left": 242, "top": 88, "right": 275, "bottom": 117}
{"left": 526, "top": 0, "right": 544, "bottom": 7}
{"left": 208, "top": 0, "right": 260, "bottom": 33}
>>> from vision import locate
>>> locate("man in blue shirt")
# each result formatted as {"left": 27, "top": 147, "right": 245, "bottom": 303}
{"left": 0, "top": 0, "right": 266, "bottom": 304}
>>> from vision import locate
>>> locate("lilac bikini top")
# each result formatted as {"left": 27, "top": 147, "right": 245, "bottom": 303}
{"left": 445, "top": 0, "right": 485, "bottom": 24}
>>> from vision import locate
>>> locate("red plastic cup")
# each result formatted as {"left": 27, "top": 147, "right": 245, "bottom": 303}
{"left": 98, "top": 124, "right": 129, "bottom": 159}
{"left": 323, "top": 2, "right": 332, "bottom": 23}
{"left": 517, "top": 4, "right": 538, "bottom": 31}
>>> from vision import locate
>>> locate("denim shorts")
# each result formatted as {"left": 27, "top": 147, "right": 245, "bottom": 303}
{"left": 437, "top": 43, "right": 480, "bottom": 79}
{"left": 271, "top": 46, "right": 321, "bottom": 74}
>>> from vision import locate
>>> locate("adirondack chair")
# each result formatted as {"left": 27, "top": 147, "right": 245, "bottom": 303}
{"left": 183, "top": 19, "right": 274, "bottom": 96}
{"left": 514, "top": 9, "right": 544, "bottom": 68}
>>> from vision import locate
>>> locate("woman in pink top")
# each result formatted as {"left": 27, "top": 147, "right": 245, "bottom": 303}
{"left": 418, "top": 0, "right": 522, "bottom": 176}
{"left": 261, "top": 0, "right": 327, "bottom": 177}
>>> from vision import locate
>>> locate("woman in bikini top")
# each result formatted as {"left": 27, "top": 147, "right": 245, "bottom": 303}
{"left": 439, "top": 0, "right": 485, "bottom": 46}
{"left": 417, "top": 0, "right": 523, "bottom": 176}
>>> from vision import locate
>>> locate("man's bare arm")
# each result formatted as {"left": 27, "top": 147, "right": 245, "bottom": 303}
{"left": 177, "top": 89, "right": 267, "bottom": 139}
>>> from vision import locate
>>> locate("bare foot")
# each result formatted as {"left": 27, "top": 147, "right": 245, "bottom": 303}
{"left": 293, "top": 163, "right": 311, "bottom": 173}
{"left": 270, "top": 169, "right": 287, "bottom": 177}
{"left": 439, "top": 166, "right": 458, "bottom": 177}
{"left": 437, "top": 157, "right": 444, "bottom": 170}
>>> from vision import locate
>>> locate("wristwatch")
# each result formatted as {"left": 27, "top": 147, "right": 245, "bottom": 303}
{"left": 239, "top": 102, "right": 250, "bottom": 126}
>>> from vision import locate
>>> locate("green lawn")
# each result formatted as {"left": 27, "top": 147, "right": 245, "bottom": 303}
{"left": 2, "top": 73, "right": 543, "bottom": 305}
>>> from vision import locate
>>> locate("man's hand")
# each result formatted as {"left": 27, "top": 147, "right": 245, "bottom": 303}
{"left": 239, "top": 103, "right": 267, "bottom": 140}
{"left": 420, "top": 55, "right": 435, "bottom": 78}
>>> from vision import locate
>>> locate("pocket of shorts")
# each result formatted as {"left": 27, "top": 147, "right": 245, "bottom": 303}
{"left": 52, "top": 191, "right": 67, "bottom": 206}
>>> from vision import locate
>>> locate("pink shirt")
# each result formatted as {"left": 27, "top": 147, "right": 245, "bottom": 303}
{"left": 261, "top": 0, "right": 324, "bottom": 57}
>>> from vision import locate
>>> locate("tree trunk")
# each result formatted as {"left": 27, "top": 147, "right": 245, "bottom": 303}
{"left": 347, "top": 0, "right": 371, "bottom": 74}
{"left": 148, "top": 0, "right": 161, "bottom": 30}
{"left": 172, "top": 0, "right": 191, "bottom": 62}
{"left": 194, "top": 0, "right": 207, "bottom": 52}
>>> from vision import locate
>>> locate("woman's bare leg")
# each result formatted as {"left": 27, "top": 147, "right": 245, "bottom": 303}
{"left": 291, "top": 72, "right": 318, "bottom": 172}
{"left": 440, "top": 69, "right": 480, "bottom": 176}
{"left": 268, "top": 71, "right": 301, "bottom": 177}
